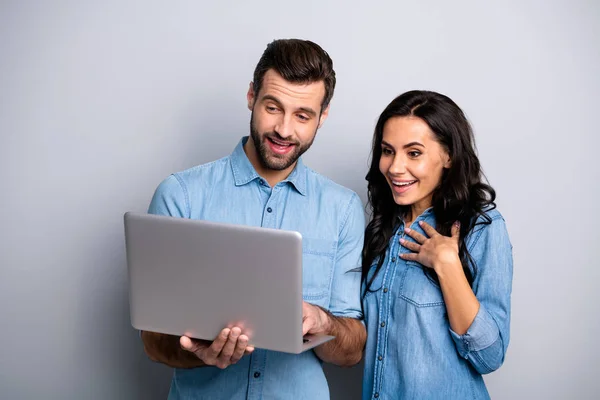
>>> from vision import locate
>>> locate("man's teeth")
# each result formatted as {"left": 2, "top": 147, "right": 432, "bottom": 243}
{"left": 393, "top": 180, "right": 416, "bottom": 186}
{"left": 270, "top": 138, "right": 291, "bottom": 146}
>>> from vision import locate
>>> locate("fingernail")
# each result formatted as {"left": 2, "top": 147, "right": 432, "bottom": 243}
{"left": 404, "top": 228, "right": 411, "bottom": 233}
{"left": 399, "top": 238, "right": 405, "bottom": 244}
{"left": 418, "top": 221, "right": 423, "bottom": 225}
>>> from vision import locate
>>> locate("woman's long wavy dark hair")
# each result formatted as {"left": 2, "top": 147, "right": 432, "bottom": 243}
{"left": 362, "top": 90, "right": 496, "bottom": 295}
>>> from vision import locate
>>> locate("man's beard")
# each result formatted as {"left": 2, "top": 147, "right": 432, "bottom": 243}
{"left": 249, "top": 112, "right": 317, "bottom": 171}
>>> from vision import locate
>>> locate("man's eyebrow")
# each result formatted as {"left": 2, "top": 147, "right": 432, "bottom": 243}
{"left": 261, "top": 94, "right": 283, "bottom": 107}
{"left": 297, "top": 107, "right": 317, "bottom": 117}
{"left": 261, "top": 95, "right": 317, "bottom": 117}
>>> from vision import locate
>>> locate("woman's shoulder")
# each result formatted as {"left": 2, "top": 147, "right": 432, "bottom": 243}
{"left": 467, "top": 207, "right": 510, "bottom": 248}
{"left": 476, "top": 207, "right": 504, "bottom": 223}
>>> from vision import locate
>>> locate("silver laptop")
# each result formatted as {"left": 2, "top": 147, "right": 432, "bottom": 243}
{"left": 124, "top": 211, "right": 334, "bottom": 354}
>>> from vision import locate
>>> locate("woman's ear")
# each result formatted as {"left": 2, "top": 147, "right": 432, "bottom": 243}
{"left": 443, "top": 154, "right": 452, "bottom": 169}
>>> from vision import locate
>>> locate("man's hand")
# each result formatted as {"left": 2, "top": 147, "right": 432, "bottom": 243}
{"left": 301, "top": 301, "right": 366, "bottom": 367}
{"left": 180, "top": 327, "right": 254, "bottom": 369}
{"left": 302, "top": 301, "right": 332, "bottom": 336}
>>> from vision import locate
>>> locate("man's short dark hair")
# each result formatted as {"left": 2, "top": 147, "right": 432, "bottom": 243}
{"left": 252, "top": 39, "right": 336, "bottom": 112}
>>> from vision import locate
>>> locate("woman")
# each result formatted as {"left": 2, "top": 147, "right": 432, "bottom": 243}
{"left": 361, "top": 90, "right": 513, "bottom": 399}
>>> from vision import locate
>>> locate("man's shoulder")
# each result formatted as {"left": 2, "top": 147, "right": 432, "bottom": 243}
{"left": 170, "top": 155, "right": 231, "bottom": 189}
{"left": 304, "top": 166, "right": 360, "bottom": 204}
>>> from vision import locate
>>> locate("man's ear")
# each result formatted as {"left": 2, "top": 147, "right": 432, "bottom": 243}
{"left": 247, "top": 82, "right": 255, "bottom": 111}
{"left": 317, "top": 105, "right": 330, "bottom": 129}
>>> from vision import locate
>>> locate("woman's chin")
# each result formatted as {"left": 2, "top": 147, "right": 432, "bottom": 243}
{"left": 391, "top": 195, "right": 414, "bottom": 207}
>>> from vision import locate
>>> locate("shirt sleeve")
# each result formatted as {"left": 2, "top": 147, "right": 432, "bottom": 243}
{"left": 147, "top": 174, "right": 189, "bottom": 218}
{"left": 449, "top": 214, "right": 513, "bottom": 374}
{"left": 328, "top": 193, "right": 366, "bottom": 320}
{"left": 138, "top": 174, "right": 189, "bottom": 339}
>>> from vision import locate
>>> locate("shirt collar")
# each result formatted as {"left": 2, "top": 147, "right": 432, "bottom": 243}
{"left": 396, "top": 206, "right": 434, "bottom": 221}
{"left": 230, "top": 136, "right": 307, "bottom": 196}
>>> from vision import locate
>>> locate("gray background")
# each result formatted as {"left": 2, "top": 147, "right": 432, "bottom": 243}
{"left": 1, "top": 1, "right": 598, "bottom": 399}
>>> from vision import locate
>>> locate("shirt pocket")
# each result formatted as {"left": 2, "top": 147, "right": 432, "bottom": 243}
{"left": 398, "top": 261, "right": 445, "bottom": 307}
{"left": 302, "top": 237, "right": 336, "bottom": 303}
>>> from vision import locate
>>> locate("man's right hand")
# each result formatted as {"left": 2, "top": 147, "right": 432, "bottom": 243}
{"left": 180, "top": 327, "right": 255, "bottom": 369}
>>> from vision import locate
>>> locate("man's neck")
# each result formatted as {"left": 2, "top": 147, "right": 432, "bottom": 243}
{"left": 243, "top": 138, "right": 296, "bottom": 187}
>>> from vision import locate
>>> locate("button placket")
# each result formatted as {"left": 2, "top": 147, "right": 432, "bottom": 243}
{"left": 247, "top": 350, "right": 267, "bottom": 398}
{"left": 374, "top": 228, "right": 402, "bottom": 396}
{"left": 397, "top": 220, "right": 409, "bottom": 259}
{"left": 262, "top": 187, "right": 279, "bottom": 228}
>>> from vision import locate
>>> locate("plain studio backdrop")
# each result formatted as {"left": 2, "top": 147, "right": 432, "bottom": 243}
{"left": 1, "top": 1, "right": 598, "bottom": 399}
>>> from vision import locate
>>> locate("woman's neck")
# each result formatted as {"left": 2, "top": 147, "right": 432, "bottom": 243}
{"left": 403, "top": 201, "right": 432, "bottom": 227}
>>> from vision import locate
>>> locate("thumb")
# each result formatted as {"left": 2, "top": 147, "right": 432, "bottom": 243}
{"left": 302, "top": 320, "right": 310, "bottom": 336}
{"left": 302, "top": 316, "right": 314, "bottom": 336}
{"left": 451, "top": 221, "right": 460, "bottom": 240}
{"left": 180, "top": 336, "right": 202, "bottom": 353}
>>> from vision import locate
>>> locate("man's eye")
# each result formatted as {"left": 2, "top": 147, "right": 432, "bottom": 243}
{"left": 297, "top": 114, "right": 309, "bottom": 121}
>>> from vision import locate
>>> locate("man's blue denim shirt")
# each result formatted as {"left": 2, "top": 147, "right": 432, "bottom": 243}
{"left": 147, "top": 137, "right": 365, "bottom": 400}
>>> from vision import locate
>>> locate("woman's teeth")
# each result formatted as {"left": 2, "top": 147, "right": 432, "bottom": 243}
{"left": 392, "top": 180, "right": 416, "bottom": 186}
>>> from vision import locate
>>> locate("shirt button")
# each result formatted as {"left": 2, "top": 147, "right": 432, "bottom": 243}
{"left": 374, "top": 393, "right": 379, "bottom": 398}
{"left": 383, "top": 288, "right": 388, "bottom": 293}
{"left": 266, "top": 207, "right": 272, "bottom": 213}
{"left": 380, "top": 322, "right": 385, "bottom": 327}
{"left": 378, "top": 355, "right": 383, "bottom": 361}
{"left": 254, "top": 371, "right": 261, "bottom": 378}
{"left": 391, "top": 257, "right": 396, "bottom": 262}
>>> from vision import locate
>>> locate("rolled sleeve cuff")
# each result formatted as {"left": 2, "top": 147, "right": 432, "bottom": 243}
{"left": 450, "top": 305, "right": 499, "bottom": 358}
{"left": 330, "top": 309, "right": 363, "bottom": 320}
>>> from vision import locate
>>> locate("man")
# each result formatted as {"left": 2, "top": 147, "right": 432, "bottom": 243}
{"left": 141, "top": 38, "right": 366, "bottom": 399}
